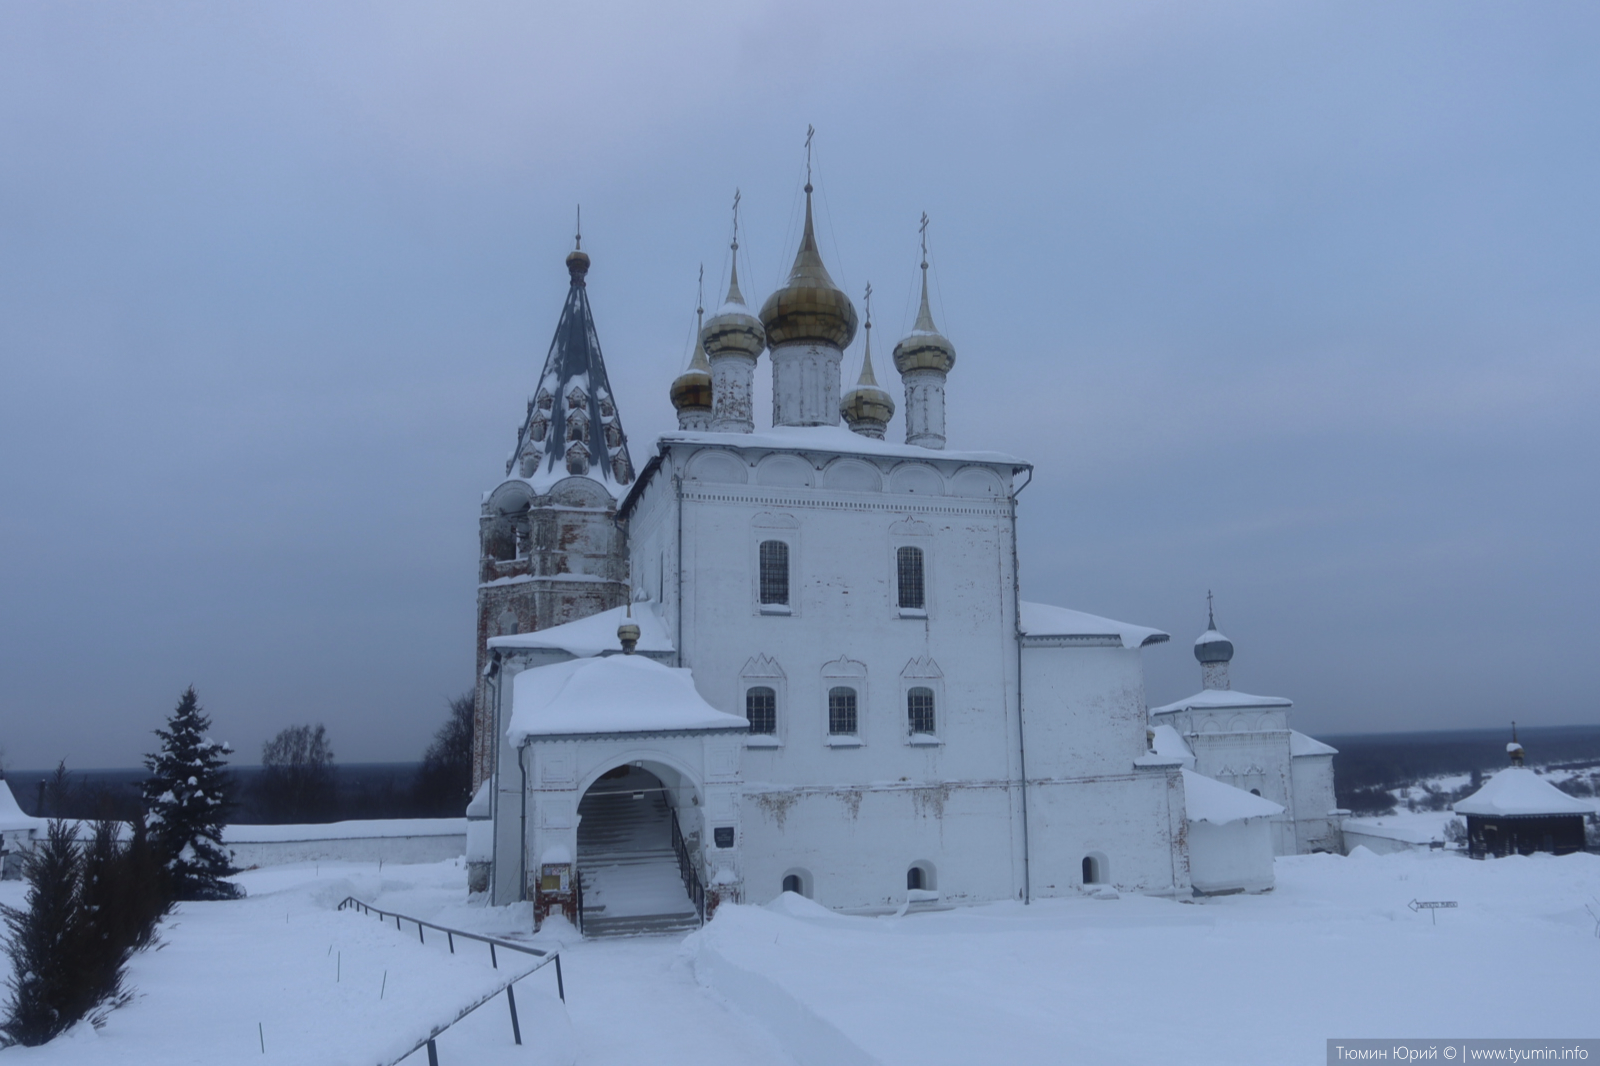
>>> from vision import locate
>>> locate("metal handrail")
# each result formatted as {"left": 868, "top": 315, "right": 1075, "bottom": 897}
{"left": 336, "top": 896, "right": 564, "bottom": 1065}
{"left": 668, "top": 809, "right": 706, "bottom": 924}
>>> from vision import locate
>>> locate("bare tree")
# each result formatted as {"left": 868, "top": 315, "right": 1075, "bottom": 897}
{"left": 255, "top": 725, "right": 338, "bottom": 824}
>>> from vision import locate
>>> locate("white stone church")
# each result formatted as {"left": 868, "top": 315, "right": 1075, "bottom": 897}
{"left": 466, "top": 179, "right": 1340, "bottom": 932}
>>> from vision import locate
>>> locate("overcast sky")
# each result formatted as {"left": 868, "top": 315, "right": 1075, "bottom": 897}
{"left": 2, "top": 1, "right": 1596, "bottom": 770}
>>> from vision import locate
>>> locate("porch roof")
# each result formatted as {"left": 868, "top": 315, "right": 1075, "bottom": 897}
{"left": 507, "top": 654, "right": 746, "bottom": 744}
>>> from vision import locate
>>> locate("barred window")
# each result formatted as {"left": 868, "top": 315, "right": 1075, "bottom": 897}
{"left": 907, "top": 686, "right": 936, "bottom": 734}
{"left": 828, "top": 686, "right": 858, "bottom": 735}
{"left": 897, "top": 546, "right": 925, "bottom": 610}
{"left": 759, "top": 540, "right": 789, "bottom": 605}
{"left": 746, "top": 686, "right": 777, "bottom": 735}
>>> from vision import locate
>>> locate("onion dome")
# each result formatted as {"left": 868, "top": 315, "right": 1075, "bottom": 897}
{"left": 841, "top": 287, "right": 894, "bottom": 435}
{"left": 1194, "top": 598, "right": 1234, "bottom": 665}
{"left": 671, "top": 303, "right": 714, "bottom": 415}
{"left": 893, "top": 249, "right": 956, "bottom": 374}
{"left": 759, "top": 184, "right": 858, "bottom": 350}
{"left": 566, "top": 247, "right": 590, "bottom": 282}
{"left": 701, "top": 245, "right": 766, "bottom": 359}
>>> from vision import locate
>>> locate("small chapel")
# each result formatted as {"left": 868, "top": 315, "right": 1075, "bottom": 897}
{"left": 465, "top": 169, "right": 1338, "bottom": 932}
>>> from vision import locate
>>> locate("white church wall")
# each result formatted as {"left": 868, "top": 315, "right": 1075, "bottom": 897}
{"left": 1020, "top": 644, "right": 1151, "bottom": 778}
{"left": 1291, "top": 753, "right": 1341, "bottom": 852}
{"left": 1184, "top": 722, "right": 1298, "bottom": 855}
{"left": 1027, "top": 772, "right": 1190, "bottom": 896}
{"left": 738, "top": 783, "right": 1017, "bottom": 911}
{"left": 1187, "top": 817, "right": 1275, "bottom": 894}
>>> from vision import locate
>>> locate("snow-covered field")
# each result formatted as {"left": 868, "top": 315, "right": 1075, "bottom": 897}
{"left": 2, "top": 849, "right": 1597, "bottom": 1065}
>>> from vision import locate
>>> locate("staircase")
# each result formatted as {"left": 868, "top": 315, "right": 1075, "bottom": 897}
{"left": 577, "top": 768, "right": 701, "bottom": 938}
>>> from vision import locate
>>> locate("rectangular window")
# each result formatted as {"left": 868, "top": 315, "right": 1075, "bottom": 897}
{"left": 828, "top": 686, "right": 858, "bottom": 736}
{"left": 759, "top": 540, "right": 790, "bottom": 605}
{"left": 745, "top": 686, "right": 777, "bottom": 735}
{"left": 897, "top": 546, "right": 925, "bottom": 610}
{"left": 907, "top": 686, "right": 936, "bottom": 734}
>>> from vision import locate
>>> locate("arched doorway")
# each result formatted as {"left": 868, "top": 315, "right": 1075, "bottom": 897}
{"left": 576, "top": 764, "right": 702, "bottom": 936}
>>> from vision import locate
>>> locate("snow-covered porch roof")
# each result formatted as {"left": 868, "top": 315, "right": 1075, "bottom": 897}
{"left": 1149, "top": 688, "right": 1293, "bottom": 717}
{"left": 1018, "top": 602, "right": 1169, "bottom": 649}
{"left": 507, "top": 654, "right": 746, "bottom": 745}
{"left": 489, "top": 604, "right": 674, "bottom": 658}
{"left": 1181, "top": 770, "right": 1285, "bottom": 825}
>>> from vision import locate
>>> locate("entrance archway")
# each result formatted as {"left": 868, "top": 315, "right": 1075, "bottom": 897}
{"left": 575, "top": 764, "right": 701, "bottom": 936}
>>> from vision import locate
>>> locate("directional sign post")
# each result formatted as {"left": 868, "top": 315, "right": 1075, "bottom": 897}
{"left": 1409, "top": 899, "right": 1458, "bottom": 925}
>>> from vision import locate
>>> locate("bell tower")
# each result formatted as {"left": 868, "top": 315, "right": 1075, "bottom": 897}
{"left": 471, "top": 238, "right": 635, "bottom": 791}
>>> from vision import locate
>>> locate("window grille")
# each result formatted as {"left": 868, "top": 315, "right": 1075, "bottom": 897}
{"left": 907, "top": 687, "right": 936, "bottom": 735}
{"left": 828, "top": 686, "right": 858, "bottom": 735}
{"left": 897, "top": 546, "right": 925, "bottom": 610}
{"left": 746, "top": 687, "right": 777, "bottom": 735}
{"left": 759, "top": 540, "right": 789, "bottom": 605}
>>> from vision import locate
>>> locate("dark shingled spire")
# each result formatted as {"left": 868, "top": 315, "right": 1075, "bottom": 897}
{"left": 508, "top": 246, "right": 634, "bottom": 489}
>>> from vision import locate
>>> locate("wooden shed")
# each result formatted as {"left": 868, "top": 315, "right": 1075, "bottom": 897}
{"left": 1453, "top": 766, "right": 1593, "bottom": 858}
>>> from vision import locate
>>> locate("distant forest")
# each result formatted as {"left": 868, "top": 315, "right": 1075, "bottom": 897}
{"left": 8, "top": 762, "right": 451, "bottom": 824}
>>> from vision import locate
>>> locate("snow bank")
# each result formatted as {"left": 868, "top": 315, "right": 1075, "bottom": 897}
{"left": 224, "top": 819, "right": 465, "bottom": 843}
{"left": 507, "top": 654, "right": 747, "bottom": 742}
{"left": 1019, "top": 601, "right": 1169, "bottom": 649}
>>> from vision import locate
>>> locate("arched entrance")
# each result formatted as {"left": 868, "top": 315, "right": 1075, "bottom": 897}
{"left": 576, "top": 763, "right": 702, "bottom": 936}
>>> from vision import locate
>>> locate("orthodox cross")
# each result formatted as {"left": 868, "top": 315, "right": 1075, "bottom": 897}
{"left": 919, "top": 212, "right": 930, "bottom": 269}
{"left": 805, "top": 124, "right": 815, "bottom": 186}
{"left": 863, "top": 282, "right": 873, "bottom": 330}
{"left": 731, "top": 188, "right": 742, "bottom": 252}
{"left": 575, "top": 204, "right": 582, "bottom": 250}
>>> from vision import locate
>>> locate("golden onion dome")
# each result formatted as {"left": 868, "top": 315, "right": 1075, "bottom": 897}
{"left": 701, "top": 252, "right": 766, "bottom": 360}
{"left": 566, "top": 247, "right": 591, "bottom": 282}
{"left": 759, "top": 184, "right": 858, "bottom": 350}
{"left": 841, "top": 315, "right": 894, "bottom": 430}
{"left": 893, "top": 260, "right": 956, "bottom": 375}
{"left": 671, "top": 310, "right": 714, "bottom": 413}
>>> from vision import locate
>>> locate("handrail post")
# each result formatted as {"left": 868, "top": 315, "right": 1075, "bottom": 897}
{"left": 555, "top": 955, "right": 565, "bottom": 1002}
{"left": 426, "top": 1038, "right": 438, "bottom": 1066}
{"left": 506, "top": 984, "right": 522, "bottom": 1045}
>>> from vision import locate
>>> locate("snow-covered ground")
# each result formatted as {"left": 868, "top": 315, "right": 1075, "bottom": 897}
{"left": 2, "top": 849, "right": 1597, "bottom": 1065}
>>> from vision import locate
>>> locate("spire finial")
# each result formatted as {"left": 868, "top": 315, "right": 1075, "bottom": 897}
{"left": 575, "top": 204, "right": 582, "bottom": 251}
{"left": 805, "top": 124, "right": 815, "bottom": 191}
{"left": 697, "top": 263, "right": 704, "bottom": 319}
{"left": 855, "top": 281, "right": 879, "bottom": 387}
{"left": 732, "top": 188, "right": 741, "bottom": 253}
{"left": 911, "top": 213, "right": 938, "bottom": 333}
{"left": 1207, "top": 590, "right": 1216, "bottom": 630}
{"left": 919, "top": 211, "right": 929, "bottom": 270}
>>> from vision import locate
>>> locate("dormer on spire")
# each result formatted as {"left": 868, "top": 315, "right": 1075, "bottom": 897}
{"left": 703, "top": 190, "right": 766, "bottom": 433}
{"left": 841, "top": 283, "right": 894, "bottom": 438}
{"left": 508, "top": 242, "right": 633, "bottom": 491}
{"left": 893, "top": 213, "right": 957, "bottom": 449}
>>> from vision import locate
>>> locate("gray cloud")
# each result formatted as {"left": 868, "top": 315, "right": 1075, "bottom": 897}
{"left": 2, "top": 0, "right": 1596, "bottom": 768}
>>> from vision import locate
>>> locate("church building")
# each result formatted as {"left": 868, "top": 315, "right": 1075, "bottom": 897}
{"left": 469, "top": 176, "right": 1300, "bottom": 930}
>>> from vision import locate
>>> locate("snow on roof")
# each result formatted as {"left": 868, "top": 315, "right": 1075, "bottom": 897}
{"left": 507, "top": 654, "right": 748, "bottom": 744}
{"left": 1181, "top": 770, "right": 1285, "bottom": 825}
{"left": 223, "top": 818, "right": 465, "bottom": 843}
{"left": 0, "top": 778, "right": 45, "bottom": 834}
{"left": 1149, "top": 688, "right": 1293, "bottom": 716}
{"left": 1194, "top": 627, "right": 1231, "bottom": 647}
{"left": 465, "top": 781, "right": 491, "bottom": 820}
{"left": 1151, "top": 725, "right": 1195, "bottom": 768}
{"left": 658, "top": 425, "right": 1027, "bottom": 467}
{"left": 1452, "top": 767, "right": 1597, "bottom": 818}
{"left": 1019, "top": 602, "right": 1170, "bottom": 649}
{"left": 488, "top": 604, "right": 674, "bottom": 658}
{"left": 1289, "top": 730, "right": 1338, "bottom": 757}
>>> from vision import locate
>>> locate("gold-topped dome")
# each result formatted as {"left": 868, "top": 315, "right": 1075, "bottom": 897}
{"left": 841, "top": 286, "right": 894, "bottom": 436}
{"left": 893, "top": 243, "right": 956, "bottom": 375}
{"left": 671, "top": 304, "right": 714, "bottom": 414}
{"left": 759, "top": 184, "right": 858, "bottom": 350}
{"left": 702, "top": 245, "right": 766, "bottom": 359}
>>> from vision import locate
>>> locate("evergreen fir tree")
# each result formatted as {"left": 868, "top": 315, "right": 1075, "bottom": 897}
{"left": 0, "top": 821, "right": 91, "bottom": 1046}
{"left": 141, "top": 687, "right": 242, "bottom": 902}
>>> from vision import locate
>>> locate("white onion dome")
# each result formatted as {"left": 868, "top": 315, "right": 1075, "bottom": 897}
{"left": 893, "top": 262, "right": 956, "bottom": 374}
{"left": 701, "top": 253, "right": 766, "bottom": 359}
{"left": 759, "top": 184, "right": 858, "bottom": 350}
{"left": 671, "top": 314, "right": 714, "bottom": 414}
{"left": 1194, "top": 627, "right": 1234, "bottom": 665}
{"left": 840, "top": 318, "right": 894, "bottom": 428}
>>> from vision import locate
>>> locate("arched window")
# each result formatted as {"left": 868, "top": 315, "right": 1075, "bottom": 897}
{"left": 782, "top": 874, "right": 802, "bottom": 894}
{"left": 759, "top": 540, "right": 789, "bottom": 605}
{"left": 906, "top": 866, "right": 924, "bottom": 891}
{"left": 897, "top": 546, "right": 925, "bottom": 610}
{"left": 907, "top": 687, "right": 936, "bottom": 735}
{"left": 1082, "top": 856, "right": 1100, "bottom": 884}
{"left": 1249, "top": 788, "right": 1261, "bottom": 796}
{"left": 746, "top": 686, "right": 777, "bottom": 735}
{"left": 828, "top": 686, "right": 858, "bottom": 736}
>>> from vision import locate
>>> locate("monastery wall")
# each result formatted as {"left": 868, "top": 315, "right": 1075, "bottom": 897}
{"left": 1020, "top": 644, "right": 1151, "bottom": 778}
{"left": 1026, "top": 772, "right": 1190, "bottom": 896}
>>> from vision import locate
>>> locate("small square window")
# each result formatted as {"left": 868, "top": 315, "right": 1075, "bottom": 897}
{"left": 713, "top": 826, "right": 735, "bottom": 849}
